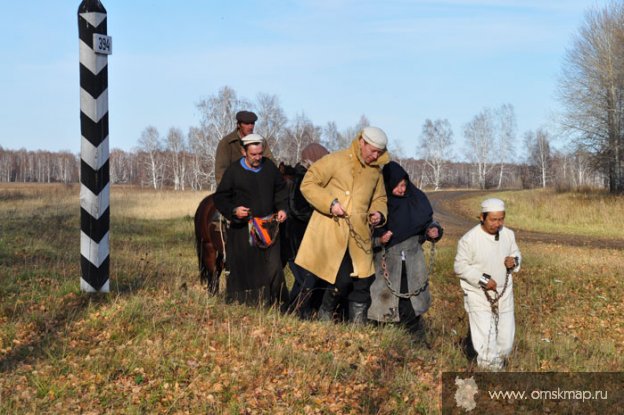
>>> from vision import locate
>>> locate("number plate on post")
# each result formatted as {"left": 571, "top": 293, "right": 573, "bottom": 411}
{"left": 93, "top": 34, "right": 112, "bottom": 55}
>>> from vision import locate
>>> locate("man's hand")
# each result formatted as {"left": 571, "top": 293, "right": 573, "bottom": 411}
{"left": 276, "top": 210, "right": 287, "bottom": 223}
{"left": 504, "top": 256, "right": 517, "bottom": 270}
{"left": 368, "top": 211, "right": 382, "bottom": 226}
{"left": 331, "top": 201, "right": 346, "bottom": 217}
{"left": 484, "top": 279, "right": 497, "bottom": 291}
{"left": 380, "top": 230, "right": 392, "bottom": 244}
{"left": 234, "top": 206, "right": 250, "bottom": 219}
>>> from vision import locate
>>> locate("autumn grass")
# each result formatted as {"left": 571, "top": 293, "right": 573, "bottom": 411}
{"left": 1, "top": 184, "right": 623, "bottom": 414}
{"left": 456, "top": 188, "right": 624, "bottom": 239}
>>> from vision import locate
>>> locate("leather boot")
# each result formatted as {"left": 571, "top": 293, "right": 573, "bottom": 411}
{"left": 348, "top": 301, "right": 369, "bottom": 324}
{"left": 318, "top": 287, "right": 340, "bottom": 321}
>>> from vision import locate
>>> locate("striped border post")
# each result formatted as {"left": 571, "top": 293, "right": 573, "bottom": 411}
{"left": 78, "top": 0, "right": 111, "bottom": 293}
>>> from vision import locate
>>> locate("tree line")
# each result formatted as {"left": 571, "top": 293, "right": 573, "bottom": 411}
{"left": 2, "top": 2, "right": 622, "bottom": 193}
{"left": 0, "top": 119, "right": 605, "bottom": 192}
{"left": 0, "top": 85, "right": 607, "bottom": 191}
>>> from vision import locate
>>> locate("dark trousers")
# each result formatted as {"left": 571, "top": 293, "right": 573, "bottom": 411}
{"left": 288, "top": 260, "right": 325, "bottom": 314}
{"left": 288, "top": 260, "right": 316, "bottom": 299}
{"left": 332, "top": 250, "right": 374, "bottom": 304}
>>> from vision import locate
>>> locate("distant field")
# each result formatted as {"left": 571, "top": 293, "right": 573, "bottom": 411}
{"left": 1, "top": 184, "right": 622, "bottom": 413}
{"left": 457, "top": 189, "right": 624, "bottom": 239}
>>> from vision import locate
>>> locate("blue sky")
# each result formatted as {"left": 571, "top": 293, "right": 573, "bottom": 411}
{"left": 0, "top": 0, "right": 606, "bottom": 159}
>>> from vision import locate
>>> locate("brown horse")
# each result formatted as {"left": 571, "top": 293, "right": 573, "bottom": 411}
{"left": 194, "top": 194, "right": 225, "bottom": 294}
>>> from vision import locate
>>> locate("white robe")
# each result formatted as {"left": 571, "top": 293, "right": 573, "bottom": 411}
{"left": 454, "top": 224, "right": 521, "bottom": 370}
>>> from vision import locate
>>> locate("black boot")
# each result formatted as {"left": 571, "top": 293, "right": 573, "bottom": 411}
{"left": 318, "top": 287, "right": 340, "bottom": 321}
{"left": 348, "top": 301, "right": 368, "bottom": 324}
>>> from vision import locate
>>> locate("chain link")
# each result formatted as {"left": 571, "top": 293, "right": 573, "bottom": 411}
{"left": 335, "top": 213, "right": 438, "bottom": 299}
{"left": 380, "top": 241, "right": 436, "bottom": 299}
{"left": 334, "top": 213, "right": 373, "bottom": 254}
{"left": 482, "top": 270, "right": 511, "bottom": 339}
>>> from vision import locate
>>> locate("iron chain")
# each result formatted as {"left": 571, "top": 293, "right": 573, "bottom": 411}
{"left": 380, "top": 241, "right": 436, "bottom": 299}
{"left": 335, "top": 213, "right": 373, "bottom": 254}
{"left": 482, "top": 270, "right": 511, "bottom": 338}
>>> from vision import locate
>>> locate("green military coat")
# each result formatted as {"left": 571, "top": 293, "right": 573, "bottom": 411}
{"left": 215, "top": 129, "right": 274, "bottom": 184}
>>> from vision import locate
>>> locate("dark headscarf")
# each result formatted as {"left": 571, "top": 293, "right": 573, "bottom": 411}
{"left": 380, "top": 161, "right": 434, "bottom": 247}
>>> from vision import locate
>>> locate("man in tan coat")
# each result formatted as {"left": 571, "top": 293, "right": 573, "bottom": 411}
{"left": 295, "top": 127, "right": 390, "bottom": 323}
{"left": 214, "top": 110, "right": 274, "bottom": 185}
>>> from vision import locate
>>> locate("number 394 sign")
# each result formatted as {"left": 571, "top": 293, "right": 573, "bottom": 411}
{"left": 93, "top": 33, "right": 112, "bottom": 55}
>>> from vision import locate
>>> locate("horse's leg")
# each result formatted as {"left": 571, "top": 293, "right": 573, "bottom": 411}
{"left": 211, "top": 227, "right": 226, "bottom": 295}
{"left": 197, "top": 233, "right": 213, "bottom": 286}
{"left": 203, "top": 240, "right": 220, "bottom": 294}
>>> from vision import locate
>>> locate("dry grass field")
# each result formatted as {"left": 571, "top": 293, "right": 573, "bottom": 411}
{"left": 1, "top": 184, "right": 622, "bottom": 413}
{"left": 456, "top": 189, "right": 624, "bottom": 239}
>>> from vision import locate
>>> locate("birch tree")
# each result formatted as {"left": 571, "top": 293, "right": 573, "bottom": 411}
{"left": 464, "top": 109, "right": 495, "bottom": 189}
{"left": 343, "top": 115, "right": 370, "bottom": 143}
{"left": 524, "top": 128, "right": 552, "bottom": 188}
{"left": 197, "top": 86, "right": 244, "bottom": 141}
{"left": 195, "top": 86, "right": 251, "bottom": 184}
{"left": 283, "top": 113, "right": 321, "bottom": 165}
{"left": 166, "top": 127, "right": 187, "bottom": 190}
{"left": 322, "top": 121, "right": 346, "bottom": 152}
{"left": 255, "top": 93, "right": 288, "bottom": 160}
{"left": 419, "top": 118, "right": 453, "bottom": 190}
{"left": 559, "top": 2, "right": 624, "bottom": 193}
{"left": 137, "top": 126, "right": 163, "bottom": 189}
{"left": 495, "top": 104, "right": 517, "bottom": 189}
{"left": 187, "top": 126, "right": 213, "bottom": 191}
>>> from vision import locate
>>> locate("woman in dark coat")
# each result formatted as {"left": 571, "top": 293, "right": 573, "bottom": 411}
{"left": 367, "top": 161, "right": 443, "bottom": 337}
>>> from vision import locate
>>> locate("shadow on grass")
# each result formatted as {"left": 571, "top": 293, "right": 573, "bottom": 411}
{"left": 0, "top": 270, "right": 175, "bottom": 374}
{"left": 0, "top": 293, "right": 109, "bottom": 374}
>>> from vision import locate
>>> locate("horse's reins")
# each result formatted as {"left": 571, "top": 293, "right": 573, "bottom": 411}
{"left": 218, "top": 215, "right": 228, "bottom": 269}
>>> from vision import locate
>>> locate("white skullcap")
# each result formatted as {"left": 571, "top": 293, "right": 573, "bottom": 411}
{"left": 481, "top": 198, "right": 505, "bottom": 212}
{"left": 241, "top": 133, "right": 264, "bottom": 146}
{"left": 361, "top": 126, "right": 388, "bottom": 149}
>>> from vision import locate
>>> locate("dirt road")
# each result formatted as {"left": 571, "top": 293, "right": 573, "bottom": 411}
{"left": 427, "top": 190, "right": 624, "bottom": 250}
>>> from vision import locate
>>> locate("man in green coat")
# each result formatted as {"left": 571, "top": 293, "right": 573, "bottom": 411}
{"left": 295, "top": 126, "right": 390, "bottom": 323}
{"left": 214, "top": 110, "right": 274, "bottom": 185}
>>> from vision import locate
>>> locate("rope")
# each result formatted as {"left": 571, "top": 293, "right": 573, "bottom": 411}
{"left": 219, "top": 215, "right": 228, "bottom": 266}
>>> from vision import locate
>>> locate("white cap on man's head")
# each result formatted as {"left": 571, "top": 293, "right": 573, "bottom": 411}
{"left": 481, "top": 198, "right": 505, "bottom": 212}
{"left": 241, "top": 133, "right": 264, "bottom": 146}
{"left": 361, "top": 126, "right": 388, "bottom": 149}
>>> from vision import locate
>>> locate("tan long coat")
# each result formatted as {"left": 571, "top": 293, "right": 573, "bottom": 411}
{"left": 294, "top": 139, "right": 389, "bottom": 284}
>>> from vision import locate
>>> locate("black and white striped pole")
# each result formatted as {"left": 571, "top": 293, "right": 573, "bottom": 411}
{"left": 78, "top": 0, "right": 112, "bottom": 293}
